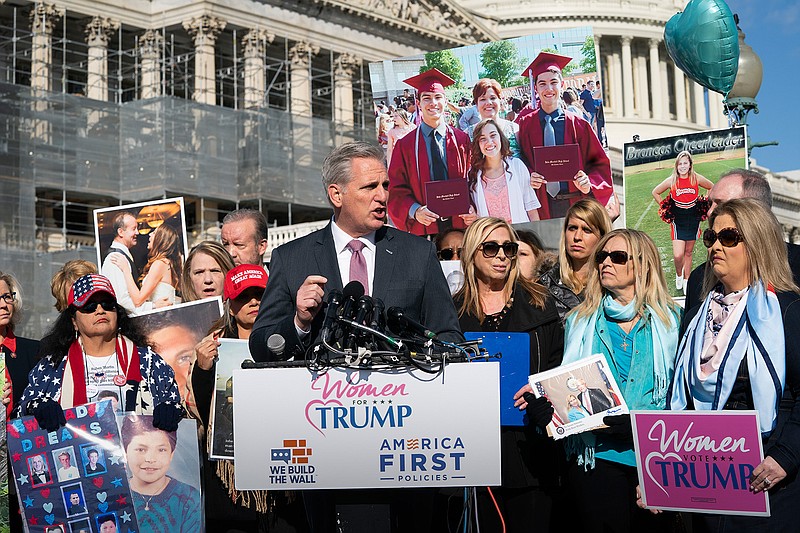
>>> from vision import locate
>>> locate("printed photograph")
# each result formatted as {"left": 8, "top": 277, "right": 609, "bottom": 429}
{"left": 93, "top": 197, "right": 188, "bottom": 314}
{"left": 623, "top": 126, "right": 748, "bottom": 297}
{"left": 61, "top": 482, "right": 88, "bottom": 517}
{"left": 209, "top": 339, "right": 252, "bottom": 460}
{"left": 369, "top": 27, "right": 615, "bottom": 235}
{"left": 79, "top": 444, "right": 107, "bottom": 477}
{"left": 27, "top": 453, "right": 54, "bottom": 487}
{"left": 52, "top": 446, "right": 81, "bottom": 483}
{"left": 68, "top": 517, "right": 92, "bottom": 533}
{"left": 529, "top": 354, "right": 627, "bottom": 439}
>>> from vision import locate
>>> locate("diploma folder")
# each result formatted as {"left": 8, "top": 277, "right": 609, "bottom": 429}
{"left": 533, "top": 143, "right": 580, "bottom": 182}
{"left": 425, "top": 179, "right": 470, "bottom": 218}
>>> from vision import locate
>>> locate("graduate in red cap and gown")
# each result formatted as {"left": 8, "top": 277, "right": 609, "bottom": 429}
{"left": 517, "top": 52, "right": 614, "bottom": 220}
{"left": 388, "top": 68, "right": 474, "bottom": 235}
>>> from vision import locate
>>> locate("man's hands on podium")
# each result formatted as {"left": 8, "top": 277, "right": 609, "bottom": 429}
{"left": 295, "top": 275, "right": 327, "bottom": 331}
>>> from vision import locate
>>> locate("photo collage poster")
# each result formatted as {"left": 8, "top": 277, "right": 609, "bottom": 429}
{"left": 93, "top": 198, "right": 188, "bottom": 315}
{"left": 369, "top": 26, "right": 615, "bottom": 248}
{"left": 7, "top": 402, "right": 139, "bottom": 533}
{"left": 623, "top": 126, "right": 748, "bottom": 297}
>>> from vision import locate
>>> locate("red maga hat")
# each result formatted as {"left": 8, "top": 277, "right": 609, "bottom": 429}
{"left": 224, "top": 264, "right": 268, "bottom": 300}
{"left": 521, "top": 52, "right": 572, "bottom": 80}
{"left": 403, "top": 68, "right": 455, "bottom": 95}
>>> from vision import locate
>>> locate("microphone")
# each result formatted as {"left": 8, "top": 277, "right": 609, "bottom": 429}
{"left": 386, "top": 307, "right": 438, "bottom": 340}
{"left": 339, "top": 281, "right": 365, "bottom": 321}
{"left": 370, "top": 298, "right": 385, "bottom": 333}
{"left": 320, "top": 289, "right": 343, "bottom": 342}
{"left": 267, "top": 334, "right": 286, "bottom": 359}
{"left": 346, "top": 295, "right": 374, "bottom": 350}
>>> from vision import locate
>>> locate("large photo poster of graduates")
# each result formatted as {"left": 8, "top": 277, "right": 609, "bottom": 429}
{"left": 368, "top": 27, "right": 615, "bottom": 237}
{"left": 623, "top": 126, "right": 748, "bottom": 297}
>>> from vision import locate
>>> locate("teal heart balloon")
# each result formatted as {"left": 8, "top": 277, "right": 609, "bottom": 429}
{"left": 664, "top": 0, "right": 739, "bottom": 95}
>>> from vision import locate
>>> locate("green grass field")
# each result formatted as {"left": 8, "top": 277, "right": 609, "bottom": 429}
{"left": 623, "top": 149, "right": 747, "bottom": 297}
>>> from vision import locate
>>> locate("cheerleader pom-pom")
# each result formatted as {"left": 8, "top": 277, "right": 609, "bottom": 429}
{"left": 696, "top": 196, "right": 711, "bottom": 221}
{"left": 658, "top": 196, "right": 675, "bottom": 223}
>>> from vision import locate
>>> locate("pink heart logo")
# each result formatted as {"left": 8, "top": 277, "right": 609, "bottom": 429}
{"left": 304, "top": 399, "right": 343, "bottom": 436}
{"left": 92, "top": 476, "right": 104, "bottom": 488}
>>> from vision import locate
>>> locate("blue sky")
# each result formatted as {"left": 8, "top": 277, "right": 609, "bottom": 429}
{"left": 723, "top": 0, "right": 799, "bottom": 172}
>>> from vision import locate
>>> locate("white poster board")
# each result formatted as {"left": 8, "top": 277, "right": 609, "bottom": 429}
{"left": 233, "top": 363, "right": 501, "bottom": 490}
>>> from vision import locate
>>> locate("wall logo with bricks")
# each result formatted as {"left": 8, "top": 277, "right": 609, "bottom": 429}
{"left": 270, "top": 439, "right": 313, "bottom": 464}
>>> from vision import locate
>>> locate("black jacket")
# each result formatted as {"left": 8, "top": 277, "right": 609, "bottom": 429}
{"left": 456, "top": 283, "right": 565, "bottom": 488}
{"left": 539, "top": 264, "right": 582, "bottom": 323}
{"left": 3, "top": 335, "right": 40, "bottom": 410}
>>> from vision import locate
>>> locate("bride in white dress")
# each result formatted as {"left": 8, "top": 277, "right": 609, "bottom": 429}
{"left": 111, "top": 223, "right": 182, "bottom": 309}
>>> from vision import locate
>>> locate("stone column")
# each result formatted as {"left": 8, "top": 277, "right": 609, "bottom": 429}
{"left": 635, "top": 52, "right": 650, "bottom": 118}
{"left": 29, "top": 2, "right": 63, "bottom": 93}
{"left": 648, "top": 39, "right": 664, "bottom": 120}
{"left": 183, "top": 15, "right": 226, "bottom": 105}
{"left": 84, "top": 17, "right": 119, "bottom": 101}
{"left": 692, "top": 81, "right": 706, "bottom": 125}
{"left": 289, "top": 41, "right": 319, "bottom": 118}
{"left": 610, "top": 48, "right": 623, "bottom": 117}
{"left": 334, "top": 53, "right": 360, "bottom": 132}
{"left": 242, "top": 28, "right": 274, "bottom": 110}
{"left": 139, "top": 30, "right": 163, "bottom": 99}
{"left": 673, "top": 64, "right": 687, "bottom": 122}
{"left": 620, "top": 36, "right": 635, "bottom": 117}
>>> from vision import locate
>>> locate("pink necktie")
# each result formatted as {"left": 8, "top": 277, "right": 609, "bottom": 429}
{"left": 347, "top": 240, "right": 369, "bottom": 295}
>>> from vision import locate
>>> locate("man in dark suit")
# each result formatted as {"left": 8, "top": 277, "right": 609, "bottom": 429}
{"left": 250, "top": 141, "right": 462, "bottom": 361}
{"left": 249, "top": 141, "right": 463, "bottom": 533}
{"left": 576, "top": 378, "right": 613, "bottom": 415}
{"left": 685, "top": 168, "right": 800, "bottom": 311}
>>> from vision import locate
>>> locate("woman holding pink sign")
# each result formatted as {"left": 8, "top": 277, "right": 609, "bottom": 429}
{"left": 668, "top": 199, "right": 800, "bottom": 530}
{"left": 559, "top": 228, "right": 681, "bottom": 532}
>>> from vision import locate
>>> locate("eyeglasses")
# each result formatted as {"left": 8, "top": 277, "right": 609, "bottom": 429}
{"left": 437, "top": 247, "right": 462, "bottom": 261}
{"left": 703, "top": 227, "right": 744, "bottom": 248}
{"left": 479, "top": 241, "right": 519, "bottom": 258}
{"left": 75, "top": 300, "right": 117, "bottom": 314}
{"left": 595, "top": 250, "right": 632, "bottom": 265}
{"left": 0, "top": 292, "right": 16, "bottom": 304}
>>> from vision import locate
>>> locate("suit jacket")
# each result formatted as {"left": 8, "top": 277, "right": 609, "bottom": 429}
{"left": 582, "top": 387, "right": 613, "bottom": 414}
{"left": 250, "top": 223, "right": 464, "bottom": 361}
{"left": 517, "top": 109, "right": 613, "bottom": 219}
{"left": 388, "top": 124, "right": 470, "bottom": 235}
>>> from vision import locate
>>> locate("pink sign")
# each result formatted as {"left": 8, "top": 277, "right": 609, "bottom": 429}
{"left": 631, "top": 411, "right": 769, "bottom": 516}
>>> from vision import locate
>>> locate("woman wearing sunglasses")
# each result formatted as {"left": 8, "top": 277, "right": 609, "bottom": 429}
{"left": 559, "top": 229, "right": 681, "bottom": 532}
{"left": 539, "top": 199, "right": 612, "bottom": 321}
{"left": 667, "top": 199, "right": 800, "bottom": 531}
{"left": 467, "top": 119, "right": 540, "bottom": 224}
{"left": 192, "top": 264, "right": 272, "bottom": 532}
{"left": 16, "top": 274, "right": 182, "bottom": 433}
{"left": 454, "top": 217, "right": 564, "bottom": 532}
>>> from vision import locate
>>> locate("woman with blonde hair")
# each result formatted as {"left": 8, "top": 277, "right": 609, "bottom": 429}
{"left": 667, "top": 198, "right": 800, "bottom": 531}
{"left": 555, "top": 229, "right": 680, "bottom": 532}
{"left": 454, "top": 217, "right": 564, "bottom": 532}
{"left": 539, "top": 198, "right": 612, "bottom": 321}
{"left": 651, "top": 150, "right": 714, "bottom": 292}
{"left": 179, "top": 241, "right": 235, "bottom": 302}
{"left": 385, "top": 108, "right": 415, "bottom": 165}
{"left": 50, "top": 260, "right": 98, "bottom": 312}
{"left": 111, "top": 223, "right": 182, "bottom": 307}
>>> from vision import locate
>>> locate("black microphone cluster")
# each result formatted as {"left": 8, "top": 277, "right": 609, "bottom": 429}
{"left": 307, "top": 281, "right": 464, "bottom": 372}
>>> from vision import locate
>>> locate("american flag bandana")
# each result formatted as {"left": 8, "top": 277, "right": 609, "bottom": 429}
{"left": 68, "top": 273, "right": 117, "bottom": 307}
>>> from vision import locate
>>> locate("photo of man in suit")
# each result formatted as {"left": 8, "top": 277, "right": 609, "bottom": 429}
{"left": 250, "top": 141, "right": 463, "bottom": 533}
{"left": 28, "top": 454, "right": 52, "bottom": 487}
{"left": 82, "top": 448, "right": 107, "bottom": 476}
{"left": 576, "top": 377, "right": 613, "bottom": 415}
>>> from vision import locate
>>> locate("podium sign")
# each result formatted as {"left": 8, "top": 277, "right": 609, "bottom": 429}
{"left": 233, "top": 363, "right": 501, "bottom": 490}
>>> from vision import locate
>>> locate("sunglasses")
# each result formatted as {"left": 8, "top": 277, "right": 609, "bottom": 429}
{"left": 479, "top": 241, "right": 519, "bottom": 259}
{"left": 703, "top": 227, "right": 744, "bottom": 248}
{"left": 75, "top": 300, "right": 117, "bottom": 314}
{"left": 437, "top": 247, "right": 462, "bottom": 261}
{"left": 595, "top": 250, "right": 632, "bottom": 265}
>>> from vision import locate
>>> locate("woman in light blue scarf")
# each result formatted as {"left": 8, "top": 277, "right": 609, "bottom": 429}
{"left": 562, "top": 229, "right": 681, "bottom": 532}
{"left": 667, "top": 199, "right": 800, "bottom": 532}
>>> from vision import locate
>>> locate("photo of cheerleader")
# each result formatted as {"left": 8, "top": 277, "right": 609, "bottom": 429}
{"left": 651, "top": 150, "right": 713, "bottom": 293}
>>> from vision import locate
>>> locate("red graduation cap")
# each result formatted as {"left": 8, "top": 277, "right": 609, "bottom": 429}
{"left": 403, "top": 68, "right": 455, "bottom": 95}
{"left": 521, "top": 52, "right": 572, "bottom": 80}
